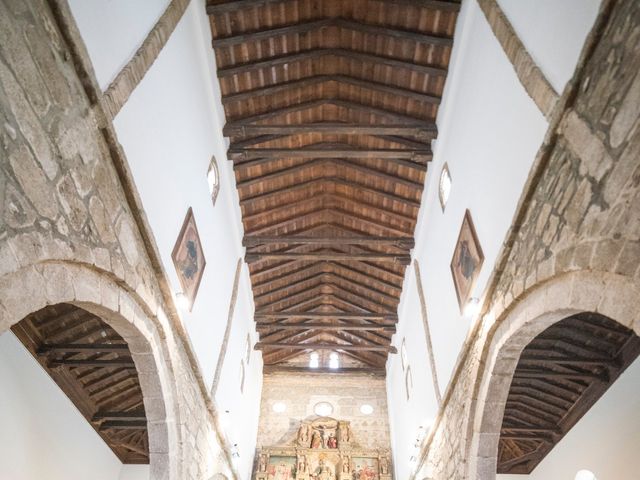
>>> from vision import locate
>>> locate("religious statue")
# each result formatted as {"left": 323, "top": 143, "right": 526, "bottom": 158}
{"left": 340, "top": 455, "right": 350, "bottom": 474}
{"left": 338, "top": 422, "right": 351, "bottom": 445}
{"left": 258, "top": 454, "right": 267, "bottom": 472}
{"left": 297, "top": 424, "right": 310, "bottom": 446}
{"left": 310, "top": 430, "right": 322, "bottom": 449}
{"left": 327, "top": 434, "right": 337, "bottom": 449}
{"left": 379, "top": 456, "right": 389, "bottom": 475}
{"left": 297, "top": 455, "right": 308, "bottom": 474}
{"left": 313, "top": 459, "right": 335, "bottom": 480}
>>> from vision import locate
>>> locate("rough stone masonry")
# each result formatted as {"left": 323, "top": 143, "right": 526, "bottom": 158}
{"left": 0, "top": 0, "right": 235, "bottom": 478}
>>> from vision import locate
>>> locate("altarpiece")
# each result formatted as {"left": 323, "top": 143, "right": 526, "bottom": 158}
{"left": 254, "top": 417, "right": 392, "bottom": 480}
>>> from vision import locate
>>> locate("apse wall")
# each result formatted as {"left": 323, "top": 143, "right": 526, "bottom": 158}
{"left": 387, "top": 1, "right": 601, "bottom": 478}
{"left": 0, "top": 332, "right": 147, "bottom": 480}
{"left": 497, "top": 357, "right": 640, "bottom": 480}
{"left": 67, "top": 1, "right": 262, "bottom": 478}
{"left": 258, "top": 372, "right": 391, "bottom": 452}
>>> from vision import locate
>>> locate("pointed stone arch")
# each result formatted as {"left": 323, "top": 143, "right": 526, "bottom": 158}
{"left": 467, "top": 270, "right": 640, "bottom": 479}
{"left": 0, "top": 261, "right": 181, "bottom": 480}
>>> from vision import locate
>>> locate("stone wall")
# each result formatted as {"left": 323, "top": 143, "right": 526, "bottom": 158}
{"left": 414, "top": 0, "right": 640, "bottom": 479}
{"left": 257, "top": 373, "right": 391, "bottom": 452}
{"left": 0, "top": 0, "right": 234, "bottom": 478}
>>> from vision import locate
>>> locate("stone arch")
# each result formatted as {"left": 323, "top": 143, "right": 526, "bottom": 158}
{"left": 0, "top": 261, "right": 180, "bottom": 480}
{"left": 467, "top": 270, "right": 640, "bottom": 480}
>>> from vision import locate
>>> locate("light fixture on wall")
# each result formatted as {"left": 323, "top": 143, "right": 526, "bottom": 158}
{"left": 175, "top": 291, "right": 190, "bottom": 311}
{"left": 272, "top": 402, "right": 286, "bottom": 413}
{"left": 207, "top": 155, "right": 220, "bottom": 206}
{"left": 575, "top": 470, "right": 597, "bottom": 480}
{"left": 231, "top": 443, "right": 240, "bottom": 458}
{"left": 463, "top": 297, "right": 480, "bottom": 318}
{"left": 360, "top": 404, "right": 374, "bottom": 415}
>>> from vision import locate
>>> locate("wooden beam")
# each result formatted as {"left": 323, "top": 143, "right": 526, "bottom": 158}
{"left": 256, "top": 323, "right": 396, "bottom": 332}
{"left": 513, "top": 369, "right": 608, "bottom": 381}
{"left": 207, "top": 0, "right": 461, "bottom": 14}
{"left": 50, "top": 358, "right": 135, "bottom": 367}
{"left": 255, "top": 342, "right": 397, "bottom": 353}
{"left": 263, "top": 365, "right": 386, "bottom": 375}
{"left": 222, "top": 74, "right": 441, "bottom": 105}
{"left": 240, "top": 176, "right": 421, "bottom": 208}
{"left": 217, "top": 48, "right": 447, "bottom": 79}
{"left": 38, "top": 343, "right": 130, "bottom": 354}
{"left": 226, "top": 98, "right": 427, "bottom": 127}
{"left": 229, "top": 147, "right": 431, "bottom": 162}
{"left": 93, "top": 411, "right": 146, "bottom": 421}
{"left": 246, "top": 252, "right": 411, "bottom": 264}
{"left": 243, "top": 235, "right": 414, "bottom": 248}
{"left": 225, "top": 123, "right": 437, "bottom": 140}
{"left": 211, "top": 18, "right": 453, "bottom": 48}
{"left": 255, "top": 312, "right": 397, "bottom": 320}
{"left": 100, "top": 420, "right": 147, "bottom": 430}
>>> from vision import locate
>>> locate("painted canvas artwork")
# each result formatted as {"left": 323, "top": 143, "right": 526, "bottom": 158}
{"left": 267, "top": 456, "right": 296, "bottom": 480}
{"left": 450, "top": 209, "right": 484, "bottom": 312}
{"left": 352, "top": 457, "right": 379, "bottom": 480}
{"left": 171, "top": 208, "right": 206, "bottom": 311}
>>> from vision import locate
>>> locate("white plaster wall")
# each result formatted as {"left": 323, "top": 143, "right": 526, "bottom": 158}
{"left": 388, "top": 0, "right": 555, "bottom": 476}
{"left": 497, "top": 356, "right": 640, "bottom": 480}
{"left": 215, "top": 263, "right": 264, "bottom": 480}
{"left": 68, "top": 2, "right": 263, "bottom": 478}
{"left": 497, "top": 0, "right": 602, "bottom": 94}
{"left": 0, "top": 332, "right": 129, "bottom": 480}
{"left": 119, "top": 465, "right": 151, "bottom": 480}
{"left": 67, "top": 0, "right": 169, "bottom": 90}
{"left": 386, "top": 265, "right": 440, "bottom": 480}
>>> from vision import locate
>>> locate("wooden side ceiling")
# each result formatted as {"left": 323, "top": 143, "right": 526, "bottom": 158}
{"left": 498, "top": 312, "right": 640, "bottom": 474}
{"left": 11, "top": 304, "right": 148, "bottom": 464}
{"left": 207, "top": 0, "right": 461, "bottom": 368}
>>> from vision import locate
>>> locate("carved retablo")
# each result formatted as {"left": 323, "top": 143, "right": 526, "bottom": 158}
{"left": 254, "top": 418, "right": 391, "bottom": 480}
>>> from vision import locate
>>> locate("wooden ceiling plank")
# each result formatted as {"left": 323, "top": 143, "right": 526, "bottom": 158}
{"left": 244, "top": 235, "right": 414, "bottom": 248}
{"left": 246, "top": 251, "right": 411, "bottom": 264}
{"left": 207, "top": 0, "right": 461, "bottom": 14}
{"left": 256, "top": 323, "right": 396, "bottom": 332}
{"left": 225, "top": 123, "right": 437, "bottom": 140}
{"left": 262, "top": 365, "right": 386, "bottom": 375}
{"left": 222, "top": 74, "right": 441, "bottom": 105}
{"left": 211, "top": 18, "right": 453, "bottom": 48}
{"left": 229, "top": 147, "right": 431, "bottom": 163}
{"left": 255, "top": 342, "right": 397, "bottom": 353}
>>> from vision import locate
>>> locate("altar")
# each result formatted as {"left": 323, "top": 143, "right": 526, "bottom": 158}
{"left": 254, "top": 418, "right": 392, "bottom": 480}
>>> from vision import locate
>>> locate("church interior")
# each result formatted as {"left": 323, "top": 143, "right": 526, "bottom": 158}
{"left": 0, "top": 0, "right": 639, "bottom": 479}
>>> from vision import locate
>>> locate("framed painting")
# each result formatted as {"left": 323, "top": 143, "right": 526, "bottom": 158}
{"left": 171, "top": 208, "right": 206, "bottom": 311}
{"left": 450, "top": 209, "right": 484, "bottom": 312}
{"left": 267, "top": 456, "right": 296, "bottom": 480}
{"left": 352, "top": 457, "right": 379, "bottom": 480}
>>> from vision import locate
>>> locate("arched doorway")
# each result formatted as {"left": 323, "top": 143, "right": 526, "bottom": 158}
{"left": 10, "top": 303, "right": 150, "bottom": 463}
{"left": 0, "top": 263, "right": 176, "bottom": 479}
{"left": 496, "top": 312, "right": 639, "bottom": 474}
{"left": 468, "top": 271, "right": 640, "bottom": 480}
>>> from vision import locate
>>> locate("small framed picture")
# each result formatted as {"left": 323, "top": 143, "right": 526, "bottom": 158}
{"left": 450, "top": 210, "right": 484, "bottom": 312}
{"left": 171, "top": 208, "right": 206, "bottom": 311}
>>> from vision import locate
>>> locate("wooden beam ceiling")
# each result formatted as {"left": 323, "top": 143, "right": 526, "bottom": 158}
{"left": 497, "top": 312, "right": 640, "bottom": 474}
{"left": 11, "top": 304, "right": 149, "bottom": 464}
{"left": 206, "top": 0, "right": 460, "bottom": 368}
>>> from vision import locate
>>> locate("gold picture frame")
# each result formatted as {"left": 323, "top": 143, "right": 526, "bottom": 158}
{"left": 450, "top": 209, "right": 484, "bottom": 313}
{"left": 171, "top": 207, "right": 206, "bottom": 311}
